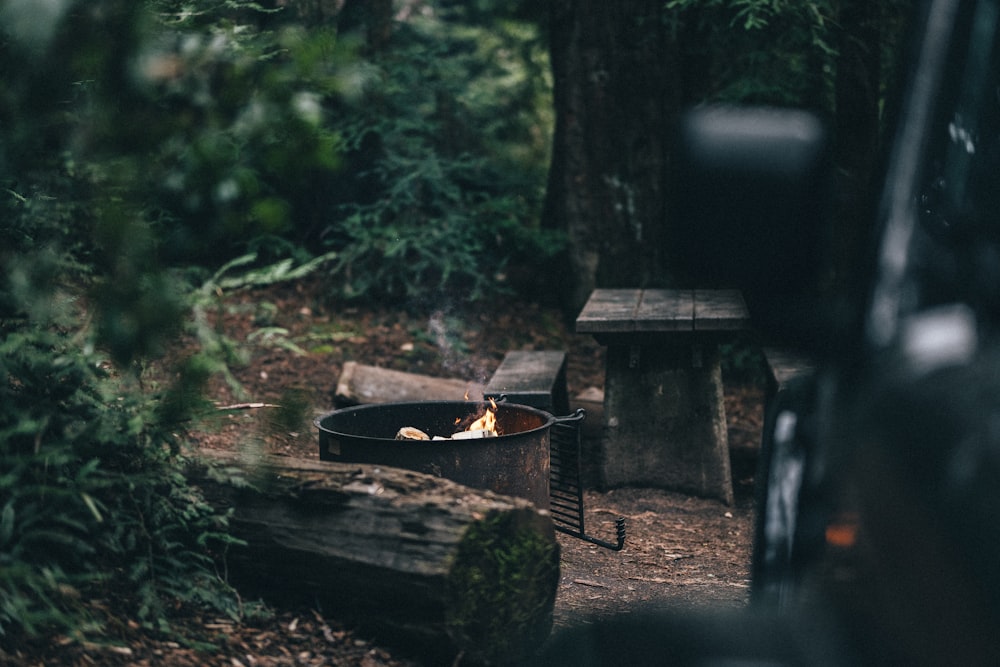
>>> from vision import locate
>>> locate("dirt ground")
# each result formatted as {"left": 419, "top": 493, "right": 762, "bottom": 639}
{"left": 5, "top": 279, "right": 765, "bottom": 666}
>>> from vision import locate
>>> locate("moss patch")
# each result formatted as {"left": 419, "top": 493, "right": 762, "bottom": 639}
{"left": 445, "top": 509, "right": 560, "bottom": 665}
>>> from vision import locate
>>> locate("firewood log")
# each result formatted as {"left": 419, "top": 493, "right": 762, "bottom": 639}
{"left": 189, "top": 450, "right": 559, "bottom": 666}
{"left": 335, "top": 361, "right": 485, "bottom": 406}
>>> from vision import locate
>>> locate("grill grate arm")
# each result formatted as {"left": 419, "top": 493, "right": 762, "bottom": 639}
{"left": 550, "top": 410, "right": 626, "bottom": 551}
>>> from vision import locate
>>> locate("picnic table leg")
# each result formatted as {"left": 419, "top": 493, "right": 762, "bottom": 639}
{"left": 600, "top": 341, "right": 734, "bottom": 505}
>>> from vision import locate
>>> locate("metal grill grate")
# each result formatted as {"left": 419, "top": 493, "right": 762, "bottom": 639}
{"left": 550, "top": 410, "right": 625, "bottom": 551}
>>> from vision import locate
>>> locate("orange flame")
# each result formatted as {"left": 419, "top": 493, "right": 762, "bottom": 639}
{"left": 466, "top": 397, "right": 498, "bottom": 434}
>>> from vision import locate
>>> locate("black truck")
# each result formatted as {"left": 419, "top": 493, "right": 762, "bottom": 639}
{"left": 541, "top": 0, "right": 1000, "bottom": 663}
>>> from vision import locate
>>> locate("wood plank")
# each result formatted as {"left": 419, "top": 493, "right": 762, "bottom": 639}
{"left": 336, "top": 361, "right": 484, "bottom": 406}
{"left": 578, "top": 289, "right": 748, "bottom": 335}
{"left": 693, "top": 289, "right": 750, "bottom": 331}
{"left": 575, "top": 289, "right": 642, "bottom": 334}
{"left": 634, "top": 289, "right": 694, "bottom": 332}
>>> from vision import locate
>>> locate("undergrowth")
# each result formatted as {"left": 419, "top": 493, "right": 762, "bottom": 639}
{"left": 320, "top": 4, "right": 563, "bottom": 302}
{"left": 0, "top": 317, "right": 243, "bottom": 645}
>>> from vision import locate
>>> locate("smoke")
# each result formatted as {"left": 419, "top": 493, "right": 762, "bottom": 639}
{"left": 426, "top": 308, "right": 490, "bottom": 386}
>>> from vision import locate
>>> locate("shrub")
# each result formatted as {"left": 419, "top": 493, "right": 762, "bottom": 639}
{"left": 0, "top": 0, "right": 268, "bottom": 643}
{"left": 0, "top": 314, "right": 241, "bottom": 641}
{"left": 321, "top": 5, "right": 563, "bottom": 302}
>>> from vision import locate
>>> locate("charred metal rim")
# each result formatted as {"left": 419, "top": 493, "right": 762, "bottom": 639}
{"left": 313, "top": 399, "right": 558, "bottom": 442}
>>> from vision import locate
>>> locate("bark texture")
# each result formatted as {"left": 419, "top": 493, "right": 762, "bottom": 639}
{"left": 545, "top": 0, "right": 682, "bottom": 312}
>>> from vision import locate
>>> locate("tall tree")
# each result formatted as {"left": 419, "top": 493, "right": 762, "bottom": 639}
{"left": 544, "top": 0, "right": 682, "bottom": 312}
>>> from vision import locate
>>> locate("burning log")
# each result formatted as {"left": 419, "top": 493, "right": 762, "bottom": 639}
{"left": 395, "top": 425, "right": 432, "bottom": 440}
{"left": 395, "top": 399, "right": 500, "bottom": 442}
{"left": 189, "top": 450, "right": 560, "bottom": 666}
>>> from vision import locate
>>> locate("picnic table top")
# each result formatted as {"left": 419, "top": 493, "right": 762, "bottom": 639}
{"left": 575, "top": 288, "right": 750, "bottom": 335}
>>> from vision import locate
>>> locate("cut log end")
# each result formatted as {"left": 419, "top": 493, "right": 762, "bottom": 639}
{"left": 445, "top": 508, "right": 560, "bottom": 665}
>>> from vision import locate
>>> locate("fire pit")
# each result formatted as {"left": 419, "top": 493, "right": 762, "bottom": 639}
{"left": 315, "top": 399, "right": 578, "bottom": 510}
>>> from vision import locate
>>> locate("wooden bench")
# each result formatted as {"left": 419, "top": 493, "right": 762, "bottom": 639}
{"left": 576, "top": 288, "right": 750, "bottom": 505}
{"left": 484, "top": 350, "right": 569, "bottom": 415}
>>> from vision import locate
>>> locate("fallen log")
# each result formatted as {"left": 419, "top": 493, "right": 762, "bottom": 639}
{"left": 335, "top": 361, "right": 485, "bottom": 406}
{"left": 190, "top": 450, "right": 559, "bottom": 666}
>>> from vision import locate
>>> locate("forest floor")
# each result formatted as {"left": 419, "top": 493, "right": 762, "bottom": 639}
{"left": 5, "top": 278, "right": 766, "bottom": 666}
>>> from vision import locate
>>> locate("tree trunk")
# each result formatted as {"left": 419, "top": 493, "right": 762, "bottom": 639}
{"left": 191, "top": 450, "right": 560, "bottom": 666}
{"left": 544, "top": 0, "right": 682, "bottom": 313}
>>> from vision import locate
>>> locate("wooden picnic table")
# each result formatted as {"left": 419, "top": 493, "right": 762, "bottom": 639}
{"left": 576, "top": 288, "right": 750, "bottom": 504}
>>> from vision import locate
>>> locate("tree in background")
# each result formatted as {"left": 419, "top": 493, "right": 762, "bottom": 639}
{"left": 832, "top": 0, "right": 910, "bottom": 291}
{"left": 544, "top": 0, "right": 680, "bottom": 311}
{"left": 545, "top": 0, "right": 911, "bottom": 312}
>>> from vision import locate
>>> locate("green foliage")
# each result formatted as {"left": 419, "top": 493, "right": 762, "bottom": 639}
{"left": 0, "top": 0, "right": 338, "bottom": 643}
{"left": 665, "top": 0, "right": 911, "bottom": 116}
{"left": 667, "top": 0, "right": 838, "bottom": 108}
{"left": 131, "top": 1, "right": 356, "bottom": 266}
{"left": 322, "top": 5, "right": 563, "bottom": 301}
{"left": 186, "top": 251, "right": 336, "bottom": 400}
{"left": 0, "top": 319, "right": 240, "bottom": 641}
